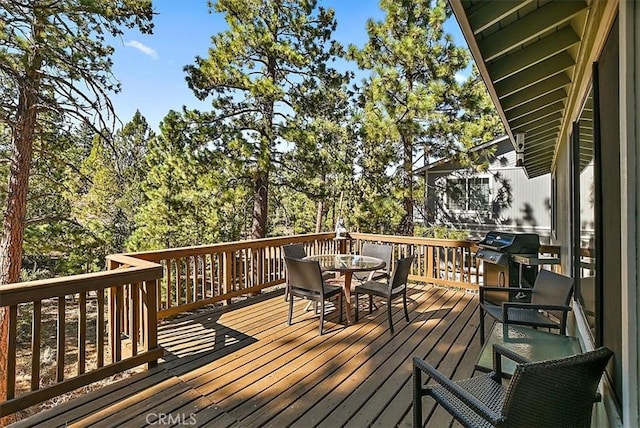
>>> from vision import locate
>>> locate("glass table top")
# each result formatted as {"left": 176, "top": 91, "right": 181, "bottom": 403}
{"left": 303, "top": 254, "right": 385, "bottom": 272}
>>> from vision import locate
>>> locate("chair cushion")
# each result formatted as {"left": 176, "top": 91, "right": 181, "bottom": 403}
{"left": 504, "top": 307, "right": 560, "bottom": 328}
{"left": 427, "top": 374, "right": 505, "bottom": 428}
{"left": 354, "top": 280, "right": 388, "bottom": 298}
{"left": 482, "top": 302, "right": 560, "bottom": 329}
{"left": 291, "top": 283, "right": 342, "bottom": 300}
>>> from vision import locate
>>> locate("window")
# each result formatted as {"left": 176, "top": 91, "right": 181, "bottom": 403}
{"left": 445, "top": 177, "right": 490, "bottom": 212}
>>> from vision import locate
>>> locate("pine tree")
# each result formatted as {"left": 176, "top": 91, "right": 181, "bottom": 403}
{"left": 75, "top": 111, "right": 154, "bottom": 259}
{"left": 128, "top": 111, "right": 240, "bottom": 250}
{"left": 348, "top": 0, "right": 471, "bottom": 236}
{"left": 184, "top": 0, "right": 346, "bottom": 239}
{"left": 0, "top": 0, "right": 153, "bottom": 412}
{"left": 275, "top": 72, "right": 354, "bottom": 233}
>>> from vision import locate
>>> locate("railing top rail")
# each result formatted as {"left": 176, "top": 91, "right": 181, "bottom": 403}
{"left": 117, "top": 232, "right": 336, "bottom": 261}
{"left": 0, "top": 263, "right": 162, "bottom": 307}
{"left": 349, "top": 232, "right": 475, "bottom": 247}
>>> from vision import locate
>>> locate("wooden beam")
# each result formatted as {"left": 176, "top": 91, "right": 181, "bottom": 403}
{"left": 494, "top": 53, "right": 575, "bottom": 98}
{"left": 524, "top": 142, "right": 555, "bottom": 161}
{"left": 525, "top": 124, "right": 555, "bottom": 141}
{"left": 500, "top": 74, "right": 570, "bottom": 108}
{"left": 525, "top": 165, "right": 552, "bottom": 178}
{"left": 468, "top": 0, "right": 534, "bottom": 35}
{"left": 512, "top": 112, "right": 562, "bottom": 132}
{"left": 479, "top": 1, "right": 587, "bottom": 61}
{"left": 489, "top": 26, "right": 581, "bottom": 82}
{"left": 524, "top": 129, "right": 561, "bottom": 147}
{"left": 508, "top": 101, "right": 565, "bottom": 129}
{"left": 505, "top": 89, "right": 566, "bottom": 118}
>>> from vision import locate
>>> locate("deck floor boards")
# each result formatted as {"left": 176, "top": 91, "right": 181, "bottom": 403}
{"left": 13, "top": 283, "right": 485, "bottom": 428}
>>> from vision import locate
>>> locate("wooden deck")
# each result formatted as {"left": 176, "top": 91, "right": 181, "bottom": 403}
{"left": 12, "top": 283, "right": 486, "bottom": 428}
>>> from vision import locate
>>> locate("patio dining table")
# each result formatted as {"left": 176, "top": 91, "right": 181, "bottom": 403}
{"left": 303, "top": 254, "right": 385, "bottom": 324}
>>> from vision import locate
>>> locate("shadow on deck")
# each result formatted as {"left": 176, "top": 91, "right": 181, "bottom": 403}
{"left": 12, "top": 283, "right": 485, "bottom": 428}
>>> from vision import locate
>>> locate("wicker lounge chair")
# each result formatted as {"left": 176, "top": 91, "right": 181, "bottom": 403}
{"left": 413, "top": 345, "right": 613, "bottom": 428}
{"left": 479, "top": 269, "right": 574, "bottom": 345}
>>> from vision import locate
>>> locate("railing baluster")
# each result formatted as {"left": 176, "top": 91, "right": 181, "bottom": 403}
{"left": 131, "top": 282, "right": 139, "bottom": 356}
{"left": 200, "top": 255, "right": 206, "bottom": 299}
{"left": 56, "top": 297, "right": 65, "bottom": 382}
{"left": 209, "top": 253, "right": 215, "bottom": 298}
{"left": 164, "top": 259, "right": 171, "bottom": 311}
{"left": 114, "top": 286, "right": 123, "bottom": 363}
{"left": 143, "top": 279, "right": 158, "bottom": 369}
{"left": 223, "top": 251, "right": 233, "bottom": 305}
{"left": 97, "top": 289, "right": 105, "bottom": 368}
{"left": 31, "top": 301, "right": 41, "bottom": 391}
{"left": 7, "top": 305, "right": 18, "bottom": 399}
{"left": 186, "top": 256, "right": 192, "bottom": 304}
{"left": 176, "top": 258, "right": 182, "bottom": 307}
{"left": 78, "top": 292, "right": 86, "bottom": 375}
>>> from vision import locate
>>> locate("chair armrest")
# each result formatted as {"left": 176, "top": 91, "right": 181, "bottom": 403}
{"left": 502, "top": 302, "right": 572, "bottom": 312}
{"left": 492, "top": 344, "right": 531, "bottom": 378}
{"left": 412, "top": 356, "right": 501, "bottom": 425}
{"left": 479, "top": 286, "right": 514, "bottom": 293}
{"left": 479, "top": 286, "right": 527, "bottom": 302}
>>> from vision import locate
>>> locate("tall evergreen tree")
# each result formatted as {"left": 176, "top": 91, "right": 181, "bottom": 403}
{"left": 76, "top": 111, "right": 154, "bottom": 258}
{"left": 348, "top": 0, "right": 473, "bottom": 236}
{"left": 0, "top": 0, "right": 153, "bottom": 413}
{"left": 129, "top": 111, "right": 243, "bottom": 250}
{"left": 22, "top": 121, "right": 100, "bottom": 277}
{"left": 184, "top": 0, "right": 346, "bottom": 239}
{"left": 276, "top": 74, "right": 355, "bottom": 233}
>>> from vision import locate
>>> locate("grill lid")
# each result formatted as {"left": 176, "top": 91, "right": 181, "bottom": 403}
{"left": 477, "top": 231, "right": 540, "bottom": 254}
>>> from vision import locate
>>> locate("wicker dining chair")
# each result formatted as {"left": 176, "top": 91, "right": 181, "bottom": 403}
{"left": 354, "top": 255, "right": 414, "bottom": 334}
{"left": 479, "top": 269, "right": 574, "bottom": 345}
{"left": 284, "top": 257, "right": 343, "bottom": 335}
{"left": 282, "top": 243, "right": 332, "bottom": 303}
{"left": 413, "top": 345, "right": 613, "bottom": 428}
{"left": 353, "top": 243, "right": 394, "bottom": 283}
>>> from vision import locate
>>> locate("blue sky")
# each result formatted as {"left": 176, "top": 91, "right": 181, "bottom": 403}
{"left": 109, "top": 0, "right": 466, "bottom": 131}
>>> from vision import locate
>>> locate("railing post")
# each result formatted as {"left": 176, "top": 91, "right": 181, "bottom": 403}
{"left": 427, "top": 246, "right": 434, "bottom": 281}
{"left": 106, "top": 259, "right": 117, "bottom": 364}
{"left": 143, "top": 279, "right": 158, "bottom": 368}
{"left": 223, "top": 251, "right": 233, "bottom": 305}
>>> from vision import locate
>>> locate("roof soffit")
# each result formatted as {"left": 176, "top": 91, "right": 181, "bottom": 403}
{"left": 450, "top": 0, "right": 593, "bottom": 177}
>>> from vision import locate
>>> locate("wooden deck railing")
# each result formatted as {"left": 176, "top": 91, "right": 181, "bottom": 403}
{"left": 115, "top": 233, "right": 340, "bottom": 319}
{"left": 349, "top": 233, "right": 480, "bottom": 290}
{"left": 0, "top": 255, "right": 162, "bottom": 417}
{"left": 0, "top": 232, "right": 561, "bottom": 417}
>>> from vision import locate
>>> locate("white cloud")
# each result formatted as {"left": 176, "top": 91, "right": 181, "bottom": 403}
{"left": 454, "top": 72, "right": 467, "bottom": 83}
{"left": 124, "top": 40, "right": 158, "bottom": 59}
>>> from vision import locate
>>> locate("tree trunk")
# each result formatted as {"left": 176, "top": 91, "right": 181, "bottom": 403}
{"left": 315, "top": 199, "right": 324, "bottom": 233}
{"left": 251, "top": 171, "right": 269, "bottom": 240}
{"left": 399, "top": 133, "right": 414, "bottom": 236}
{"left": 0, "top": 77, "right": 38, "bottom": 424}
{"left": 0, "top": 40, "right": 41, "bottom": 420}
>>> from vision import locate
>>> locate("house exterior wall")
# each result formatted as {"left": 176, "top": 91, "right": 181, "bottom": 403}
{"left": 554, "top": 5, "right": 635, "bottom": 426}
{"left": 423, "top": 139, "right": 553, "bottom": 241}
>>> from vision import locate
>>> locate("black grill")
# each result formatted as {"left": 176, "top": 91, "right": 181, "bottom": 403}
{"left": 476, "top": 231, "right": 541, "bottom": 301}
